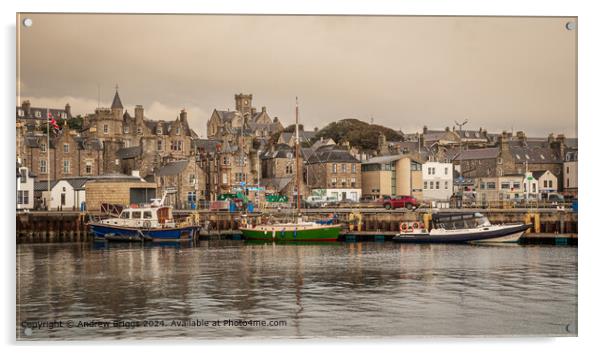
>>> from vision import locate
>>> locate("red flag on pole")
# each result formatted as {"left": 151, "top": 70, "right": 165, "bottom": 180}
{"left": 47, "top": 112, "right": 60, "bottom": 132}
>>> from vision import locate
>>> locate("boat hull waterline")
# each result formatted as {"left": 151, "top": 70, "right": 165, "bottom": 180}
{"left": 240, "top": 224, "right": 341, "bottom": 242}
{"left": 89, "top": 223, "right": 196, "bottom": 242}
{"left": 393, "top": 224, "right": 531, "bottom": 243}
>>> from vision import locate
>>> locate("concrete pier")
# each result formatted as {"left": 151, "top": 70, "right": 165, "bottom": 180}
{"left": 16, "top": 208, "right": 577, "bottom": 244}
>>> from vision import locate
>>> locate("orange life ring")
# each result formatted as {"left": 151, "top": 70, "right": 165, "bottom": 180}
{"left": 412, "top": 222, "right": 420, "bottom": 229}
{"left": 400, "top": 222, "right": 408, "bottom": 231}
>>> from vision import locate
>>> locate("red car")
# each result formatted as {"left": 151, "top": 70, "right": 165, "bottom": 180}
{"left": 382, "top": 195, "right": 418, "bottom": 210}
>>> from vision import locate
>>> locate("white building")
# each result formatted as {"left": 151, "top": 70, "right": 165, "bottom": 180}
{"left": 422, "top": 161, "right": 453, "bottom": 201}
{"left": 35, "top": 178, "right": 87, "bottom": 211}
{"left": 523, "top": 171, "right": 539, "bottom": 197}
{"left": 17, "top": 164, "right": 34, "bottom": 210}
{"left": 532, "top": 170, "right": 558, "bottom": 194}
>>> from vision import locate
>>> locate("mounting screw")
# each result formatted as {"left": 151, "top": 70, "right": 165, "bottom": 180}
{"left": 23, "top": 18, "right": 33, "bottom": 27}
{"left": 565, "top": 21, "right": 576, "bottom": 31}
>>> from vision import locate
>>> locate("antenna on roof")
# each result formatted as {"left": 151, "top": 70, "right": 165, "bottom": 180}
{"left": 97, "top": 83, "right": 101, "bottom": 108}
{"left": 454, "top": 119, "right": 468, "bottom": 131}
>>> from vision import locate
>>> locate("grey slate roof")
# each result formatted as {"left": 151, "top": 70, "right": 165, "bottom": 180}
{"left": 454, "top": 148, "right": 500, "bottom": 161}
{"left": 193, "top": 139, "right": 221, "bottom": 153}
{"left": 280, "top": 131, "right": 316, "bottom": 144}
{"left": 508, "top": 142, "right": 562, "bottom": 164}
{"left": 34, "top": 181, "right": 58, "bottom": 191}
{"left": 116, "top": 146, "right": 143, "bottom": 159}
{"left": 307, "top": 147, "right": 359, "bottom": 164}
{"left": 261, "top": 177, "right": 294, "bottom": 192}
{"left": 111, "top": 90, "right": 124, "bottom": 109}
{"left": 155, "top": 160, "right": 189, "bottom": 176}
{"left": 216, "top": 110, "right": 238, "bottom": 122}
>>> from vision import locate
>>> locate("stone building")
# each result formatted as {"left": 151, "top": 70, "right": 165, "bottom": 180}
{"left": 564, "top": 149, "right": 578, "bottom": 196}
{"left": 206, "top": 93, "right": 283, "bottom": 139}
{"left": 260, "top": 143, "right": 312, "bottom": 200}
{"left": 306, "top": 146, "right": 362, "bottom": 201}
{"left": 81, "top": 88, "right": 197, "bottom": 177}
{"left": 150, "top": 157, "right": 205, "bottom": 209}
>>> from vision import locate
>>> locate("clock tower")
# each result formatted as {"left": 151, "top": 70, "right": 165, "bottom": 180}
{"left": 234, "top": 93, "right": 253, "bottom": 116}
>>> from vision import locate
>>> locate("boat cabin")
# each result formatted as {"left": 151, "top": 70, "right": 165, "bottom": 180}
{"left": 431, "top": 212, "right": 491, "bottom": 230}
{"left": 100, "top": 205, "right": 175, "bottom": 229}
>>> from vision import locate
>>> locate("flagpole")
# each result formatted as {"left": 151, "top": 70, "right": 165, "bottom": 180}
{"left": 46, "top": 108, "right": 50, "bottom": 210}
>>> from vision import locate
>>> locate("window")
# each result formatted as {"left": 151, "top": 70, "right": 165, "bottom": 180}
{"left": 286, "top": 164, "right": 293, "bottom": 174}
{"left": 497, "top": 158, "right": 503, "bottom": 164}
{"left": 444, "top": 167, "right": 449, "bottom": 175}
{"left": 157, "top": 140, "right": 163, "bottom": 151}
{"left": 532, "top": 182, "right": 536, "bottom": 191}
{"left": 487, "top": 182, "right": 496, "bottom": 189}
{"left": 124, "top": 126, "right": 129, "bottom": 134}
{"left": 35, "top": 111, "right": 41, "bottom": 118}
{"left": 143, "top": 211, "right": 152, "bottom": 219}
{"left": 17, "top": 191, "right": 29, "bottom": 205}
{"left": 480, "top": 182, "right": 485, "bottom": 190}
{"left": 543, "top": 180, "right": 548, "bottom": 188}
{"left": 567, "top": 178, "right": 569, "bottom": 187}
{"left": 424, "top": 181, "right": 428, "bottom": 190}
{"left": 549, "top": 180, "right": 553, "bottom": 188}
{"left": 63, "top": 143, "right": 69, "bottom": 153}
{"left": 410, "top": 161, "right": 421, "bottom": 171}
{"left": 222, "top": 173, "right": 228, "bottom": 185}
{"left": 187, "top": 191, "right": 196, "bottom": 202}
{"left": 430, "top": 181, "right": 434, "bottom": 189}
{"left": 566, "top": 166, "right": 569, "bottom": 173}
{"left": 352, "top": 164, "right": 356, "bottom": 173}
{"left": 63, "top": 160, "right": 70, "bottom": 173}
{"left": 501, "top": 182, "right": 511, "bottom": 189}
{"left": 513, "top": 182, "right": 521, "bottom": 189}
{"left": 120, "top": 211, "right": 130, "bottom": 219}
{"left": 157, "top": 127, "right": 162, "bottom": 135}
{"left": 223, "top": 156, "right": 229, "bottom": 165}
{"left": 132, "top": 211, "right": 142, "bottom": 219}
{"left": 85, "top": 161, "right": 92, "bottom": 174}
{"left": 341, "top": 178, "right": 347, "bottom": 187}
{"left": 40, "top": 143, "right": 47, "bottom": 152}
{"left": 189, "top": 174, "right": 195, "bottom": 185}
{"left": 103, "top": 124, "right": 109, "bottom": 134}
{"left": 332, "top": 163, "right": 337, "bottom": 174}
{"left": 171, "top": 140, "right": 183, "bottom": 151}
{"left": 331, "top": 177, "right": 337, "bottom": 187}
{"left": 20, "top": 168, "right": 27, "bottom": 183}
{"left": 351, "top": 177, "right": 356, "bottom": 187}
{"left": 40, "top": 160, "right": 47, "bottom": 173}
{"left": 444, "top": 181, "right": 449, "bottom": 189}
{"left": 342, "top": 164, "right": 347, "bottom": 173}
{"left": 435, "top": 181, "right": 440, "bottom": 189}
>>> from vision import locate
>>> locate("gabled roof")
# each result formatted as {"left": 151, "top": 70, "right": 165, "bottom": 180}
{"left": 34, "top": 181, "right": 58, "bottom": 191}
{"left": 116, "top": 145, "right": 143, "bottom": 159}
{"left": 111, "top": 90, "right": 124, "bottom": 109}
{"left": 155, "top": 160, "right": 190, "bottom": 176}
{"left": 261, "top": 177, "right": 294, "bottom": 193}
{"left": 454, "top": 147, "right": 499, "bottom": 161}
{"left": 215, "top": 110, "right": 238, "bottom": 122}
{"left": 530, "top": 170, "right": 552, "bottom": 180}
{"left": 307, "top": 147, "right": 360, "bottom": 164}
{"left": 361, "top": 154, "right": 406, "bottom": 165}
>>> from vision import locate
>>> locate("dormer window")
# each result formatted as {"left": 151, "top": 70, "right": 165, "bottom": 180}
{"left": 124, "top": 126, "right": 129, "bottom": 134}
{"left": 35, "top": 111, "right": 41, "bottom": 118}
{"left": 157, "top": 126, "right": 162, "bottom": 135}
{"left": 18, "top": 109, "right": 24, "bottom": 117}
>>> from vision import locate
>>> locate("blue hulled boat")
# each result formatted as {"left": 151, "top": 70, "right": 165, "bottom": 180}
{"left": 89, "top": 195, "right": 196, "bottom": 242}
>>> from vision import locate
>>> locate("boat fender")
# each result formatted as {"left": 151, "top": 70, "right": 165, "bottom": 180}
{"left": 143, "top": 221, "right": 151, "bottom": 229}
{"left": 400, "top": 222, "right": 408, "bottom": 232}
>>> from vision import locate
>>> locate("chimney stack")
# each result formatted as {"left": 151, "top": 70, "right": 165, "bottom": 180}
{"left": 179, "top": 109, "right": 188, "bottom": 124}
{"left": 22, "top": 100, "right": 31, "bottom": 115}
{"left": 65, "top": 103, "right": 71, "bottom": 117}
{"left": 261, "top": 106, "right": 266, "bottom": 113}
{"left": 500, "top": 131, "right": 510, "bottom": 152}
{"left": 135, "top": 105, "right": 144, "bottom": 122}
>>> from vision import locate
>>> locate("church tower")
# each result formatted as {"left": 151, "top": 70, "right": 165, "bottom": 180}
{"left": 234, "top": 93, "right": 253, "bottom": 116}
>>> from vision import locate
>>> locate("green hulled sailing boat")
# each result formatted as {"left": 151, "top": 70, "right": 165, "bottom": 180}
{"left": 239, "top": 98, "right": 341, "bottom": 242}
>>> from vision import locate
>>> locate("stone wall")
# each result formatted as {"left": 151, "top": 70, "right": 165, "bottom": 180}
{"left": 85, "top": 180, "right": 157, "bottom": 211}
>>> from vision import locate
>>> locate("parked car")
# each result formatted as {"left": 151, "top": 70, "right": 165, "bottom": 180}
{"left": 324, "top": 196, "right": 340, "bottom": 207}
{"left": 304, "top": 195, "right": 327, "bottom": 208}
{"left": 382, "top": 195, "right": 418, "bottom": 210}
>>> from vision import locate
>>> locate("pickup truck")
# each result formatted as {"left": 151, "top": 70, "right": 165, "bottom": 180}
{"left": 382, "top": 195, "right": 418, "bottom": 210}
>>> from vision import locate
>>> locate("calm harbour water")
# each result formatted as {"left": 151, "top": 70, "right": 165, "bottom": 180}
{"left": 16, "top": 241, "right": 577, "bottom": 340}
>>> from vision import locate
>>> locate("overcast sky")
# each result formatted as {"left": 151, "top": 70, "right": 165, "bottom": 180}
{"left": 17, "top": 14, "right": 577, "bottom": 138}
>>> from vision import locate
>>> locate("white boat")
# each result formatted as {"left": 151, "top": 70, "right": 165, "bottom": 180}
{"left": 393, "top": 212, "right": 530, "bottom": 243}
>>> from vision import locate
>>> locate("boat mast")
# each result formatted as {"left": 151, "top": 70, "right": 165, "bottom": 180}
{"left": 295, "top": 97, "right": 301, "bottom": 212}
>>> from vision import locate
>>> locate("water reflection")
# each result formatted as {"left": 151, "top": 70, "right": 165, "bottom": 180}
{"left": 17, "top": 242, "right": 577, "bottom": 339}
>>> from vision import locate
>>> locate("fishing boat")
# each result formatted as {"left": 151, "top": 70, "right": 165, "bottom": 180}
{"left": 88, "top": 193, "right": 196, "bottom": 242}
{"left": 392, "top": 212, "right": 530, "bottom": 243}
{"left": 239, "top": 98, "right": 341, "bottom": 242}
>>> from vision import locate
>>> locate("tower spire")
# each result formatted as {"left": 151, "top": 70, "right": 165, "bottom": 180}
{"left": 111, "top": 85, "right": 123, "bottom": 110}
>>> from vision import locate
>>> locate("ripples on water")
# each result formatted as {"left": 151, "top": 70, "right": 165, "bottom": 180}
{"left": 16, "top": 241, "right": 577, "bottom": 339}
